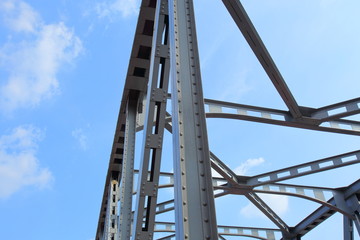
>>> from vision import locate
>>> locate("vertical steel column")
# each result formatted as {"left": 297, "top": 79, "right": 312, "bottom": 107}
{"left": 344, "top": 216, "right": 354, "bottom": 240}
{"left": 132, "top": 0, "right": 171, "bottom": 238}
{"left": 346, "top": 194, "right": 360, "bottom": 236}
{"left": 104, "top": 179, "right": 119, "bottom": 240}
{"left": 169, "top": 0, "right": 218, "bottom": 239}
{"left": 118, "top": 96, "right": 138, "bottom": 239}
{"left": 354, "top": 213, "right": 360, "bottom": 236}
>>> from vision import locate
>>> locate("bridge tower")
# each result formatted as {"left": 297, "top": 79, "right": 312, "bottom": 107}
{"left": 95, "top": 0, "right": 360, "bottom": 239}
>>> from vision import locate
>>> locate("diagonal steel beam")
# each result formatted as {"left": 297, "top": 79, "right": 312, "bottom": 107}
{"left": 210, "top": 152, "right": 239, "bottom": 185}
{"left": 247, "top": 150, "right": 360, "bottom": 186}
{"left": 246, "top": 192, "right": 290, "bottom": 234}
{"left": 292, "top": 180, "right": 360, "bottom": 238}
{"left": 221, "top": 0, "right": 302, "bottom": 119}
{"left": 292, "top": 198, "right": 337, "bottom": 238}
{"left": 157, "top": 234, "right": 176, "bottom": 240}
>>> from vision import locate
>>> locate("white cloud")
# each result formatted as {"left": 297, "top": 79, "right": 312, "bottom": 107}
{"left": 0, "top": 0, "right": 83, "bottom": 113}
{"left": 0, "top": 125, "right": 53, "bottom": 198}
{"left": 94, "top": 0, "right": 140, "bottom": 19}
{"left": 72, "top": 128, "right": 88, "bottom": 150}
{"left": 234, "top": 157, "right": 265, "bottom": 175}
{"left": 0, "top": 0, "right": 40, "bottom": 33}
{"left": 240, "top": 193, "right": 289, "bottom": 218}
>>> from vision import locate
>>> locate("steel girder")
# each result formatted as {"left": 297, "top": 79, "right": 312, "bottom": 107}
{"left": 132, "top": 0, "right": 171, "bottom": 238}
{"left": 168, "top": 0, "right": 218, "bottom": 238}
{"left": 119, "top": 97, "right": 139, "bottom": 239}
{"left": 95, "top": 0, "right": 360, "bottom": 239}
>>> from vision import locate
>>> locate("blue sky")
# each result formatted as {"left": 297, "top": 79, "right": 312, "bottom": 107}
{"left": 0, "top": 0, "right": 359, "bottom": 240}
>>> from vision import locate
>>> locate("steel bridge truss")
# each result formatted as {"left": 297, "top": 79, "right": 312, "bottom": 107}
{"left": 95, "top": 0, "right": 360, "bottom": 239}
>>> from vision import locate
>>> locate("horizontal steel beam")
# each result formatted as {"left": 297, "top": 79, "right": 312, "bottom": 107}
{"left": 255, "top": 183, "right": 331, "bottom": 202}
{"left": 311, "top": 97, "right": 360, "bottom": 122}
{"left": 247, "top": 150, "right": 360, "bottom": 186}
{"left": 137, "top": 96, "right": 360, "bottom": 136}
{"left": 205, "top": 98, "right": 360, "bottom": 136}
{"left": 152, "top": 191, "right": 229, "bottom": 216}
{"left": 154, "top": 221, "right": 280, "bottom": 239}
{"left": 133, "top": 170, "right": 228, "bottom": 191}
{"left": 254, "top": 185, "right": 353, "bottom": 217}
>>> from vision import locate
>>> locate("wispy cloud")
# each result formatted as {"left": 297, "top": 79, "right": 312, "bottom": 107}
{"left": 212, "top": 157, "right": 264, "bottom": 178}
{"left": 0, "top": 0, "right": 83, "bottom": 113}
{"left": 0, "top": 125, "right": 53, "bottom": 198}
{"left": 218, "top": 69, "right": 252, "bottom": 102}
{"left": 240, "top": 193, "right": 289, "bottom": 218}
{"left": 234, "top": 157, "right": 265, "bottom": 176}
{"left": 94, "top": 0, "right": 140, "bottom": 19}
{"left": 71, "top": 128, "right": 88, "bottom": 151}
